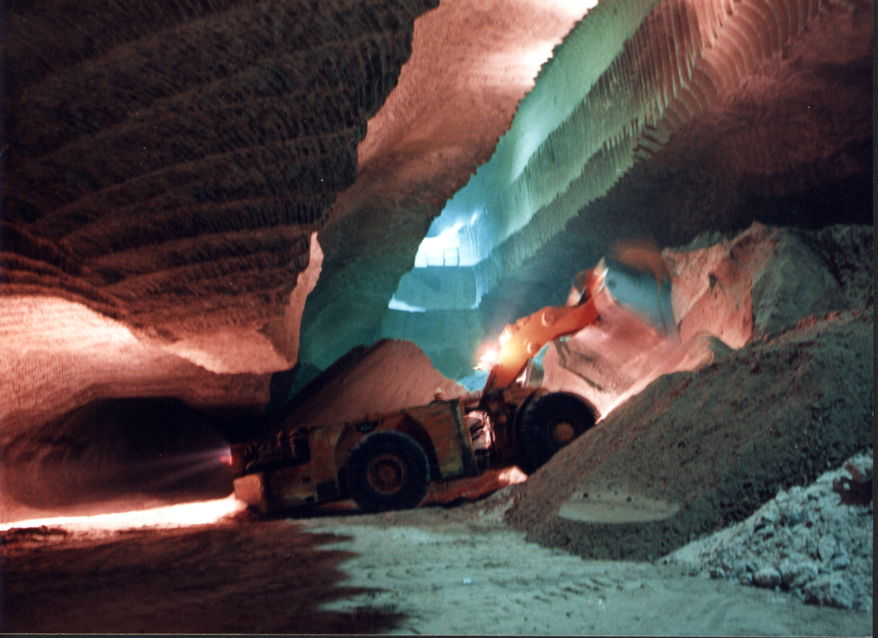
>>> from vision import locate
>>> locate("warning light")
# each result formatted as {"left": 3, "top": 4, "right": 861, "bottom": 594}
{"left": 476, "top": 348, "right": 498, "bottom": 371}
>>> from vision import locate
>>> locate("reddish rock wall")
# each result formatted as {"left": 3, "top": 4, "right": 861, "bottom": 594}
{"left": 540, "top": 223, "right": 871, "bottom": 418}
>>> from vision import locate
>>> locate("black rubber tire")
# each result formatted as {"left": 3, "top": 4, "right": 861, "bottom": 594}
{"left": 345, "top": 431, "right": 431, "bottom": 512}
{"left": 518, "top": 392, "right": 596, "bottom": 474}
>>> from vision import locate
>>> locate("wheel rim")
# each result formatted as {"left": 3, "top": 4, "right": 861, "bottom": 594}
{"left": 367, "top": 454, "right": 406, "bottom": 495}
{"left": 549, "top": 420, "right": 576, "bottom": 446}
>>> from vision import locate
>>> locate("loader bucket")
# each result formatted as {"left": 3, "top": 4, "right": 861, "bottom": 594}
{"left": 601, "top": 258, "right": 676, "bottom": 339}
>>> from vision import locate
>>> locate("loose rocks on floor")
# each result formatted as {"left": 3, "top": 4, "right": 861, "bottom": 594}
{"left": 664, "top": 449, "right": 873, "bottom": 613}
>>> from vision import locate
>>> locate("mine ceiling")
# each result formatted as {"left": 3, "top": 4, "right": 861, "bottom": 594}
{"left": 1, "top": 0, "right": 873, "bottom": 447}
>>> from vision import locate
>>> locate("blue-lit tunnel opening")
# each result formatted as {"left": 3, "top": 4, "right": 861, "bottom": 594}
{"left": 381, "top": 0, "right": 670, "bottom": 377}
{"left": 387, "top": 0, "right": 656, "bottom": 321}
{"left": 413, "top": 212, "right": 481, "bottom": 269}
{"left": 387, "top": 208, "right": 491, "bottom": 314}
{"left": 382, "top": 196, "right": 502, "bottom": 375}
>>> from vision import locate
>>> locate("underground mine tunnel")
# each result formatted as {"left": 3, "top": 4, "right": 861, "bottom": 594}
{"left": 0, "top": 0, "right": 873, "bottom": 633}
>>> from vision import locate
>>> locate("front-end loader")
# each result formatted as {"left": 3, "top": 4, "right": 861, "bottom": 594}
{"left": 229, "top": 255, "right": 674, "bottom": 514}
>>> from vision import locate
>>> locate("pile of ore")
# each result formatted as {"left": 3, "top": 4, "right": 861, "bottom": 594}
{"left": 664, "top": 450, "right": 872, "bottom": 612}
{"left": 505, "top": 223, "right": 873, "bottom": 612}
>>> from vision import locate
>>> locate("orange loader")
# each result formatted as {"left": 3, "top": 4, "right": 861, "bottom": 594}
{"left": 230, "top": 255, "right": 674, "bottom": 514}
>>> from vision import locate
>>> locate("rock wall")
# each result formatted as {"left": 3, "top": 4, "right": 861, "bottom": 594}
{"left": 297, "top": 0, "right": 596, "bottom": 371}
{"left": 508, "top": 223, "right": 873, "bottom": 561}
{"left": 3, "top": 0, "right": 436, "bottom": 353}
{"left": 540, "top": 223, "right": 872, "bottom": 417}
{"left": 668, "top": 223, "right": 869, "bottom": 347}
{"left": 382, "top": 0, "right": 872, "bottom": 380}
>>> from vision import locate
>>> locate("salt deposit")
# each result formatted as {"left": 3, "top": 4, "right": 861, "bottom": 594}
{"left": 665, "top": 450, "right": 873, "bottom": 612}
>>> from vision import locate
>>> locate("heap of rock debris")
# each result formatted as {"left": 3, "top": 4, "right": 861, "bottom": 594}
{"left": 664, "top": 450, "right": 873, "bottom": 612}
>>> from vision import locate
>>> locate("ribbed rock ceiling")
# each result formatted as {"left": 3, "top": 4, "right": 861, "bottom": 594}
{"left": 3, "top": 0, "right": 433, "bottom": 342}
{"left": 380, "top": 0, "right": 873, "bottom": 376}
{"left": 1, "top": 0, "right": 873, "bottom": 466}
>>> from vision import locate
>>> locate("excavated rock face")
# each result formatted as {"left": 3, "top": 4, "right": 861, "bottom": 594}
{"left": 297, "top": 0, "right": 598, "bottom": 371}
{"left": 1, "top": 0, "right": 438, "bottom": 520}
{"left": 384, "top": 0, "right": 872, "bottom": 378}
{"left": 3, "top": 0, "right": 435, "bottom": 351}
{"left": 541, "top": 223, "right": 872, "bottom": 423}
{"left": 507, "top": 223, "right": 873, "bottom": 561}
{"left": 1, "top": 0, "right": 872, "bottom": 518}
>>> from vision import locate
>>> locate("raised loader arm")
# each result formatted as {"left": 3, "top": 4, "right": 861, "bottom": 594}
{"left": 481, "top": 268, "right": 603, "bottom": 393}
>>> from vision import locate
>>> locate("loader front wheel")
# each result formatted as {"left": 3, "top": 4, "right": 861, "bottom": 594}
{"left": 345, "top": 431, "right": 430, "bottom": 512}
{"left": 519, "top": 392, "right": 596, "bottom": 474}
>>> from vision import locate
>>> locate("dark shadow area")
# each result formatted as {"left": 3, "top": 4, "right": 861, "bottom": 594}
{"left": 1, "top": 518, "right": 404, "bottom": 633}
{"left": 2, "top": 397, "right": 236, "bottom": 510}
{"left": 745, "top": 170, "right": 874, "bottom": 231}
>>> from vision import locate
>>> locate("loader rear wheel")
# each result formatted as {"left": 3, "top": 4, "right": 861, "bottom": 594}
{"left": 345, "top": 431, "right": 430, "bottom": 512}
{"left": 519, "top": 392, "right": 596, "bottom": 474}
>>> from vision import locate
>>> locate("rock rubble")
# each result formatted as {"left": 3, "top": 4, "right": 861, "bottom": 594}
{"left": 664, "top": 450, "right": 873, "bottom": 612}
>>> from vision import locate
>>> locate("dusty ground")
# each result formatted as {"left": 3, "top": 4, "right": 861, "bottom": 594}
{"left": 2, "top": 513, "right": 396, "bottom": 634}
{"left": 303, "top": 490, "right": 872, "bottom": 636}
{"left": 1, "top": 486, "right": 872, "bottom": 635}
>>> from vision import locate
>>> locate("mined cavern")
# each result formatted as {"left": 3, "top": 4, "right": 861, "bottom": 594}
{"left": 0, "top": 0, "right": 874, "bottom": 635}
{"left": 0, "top": 0, "right": 873, "bottom": 631}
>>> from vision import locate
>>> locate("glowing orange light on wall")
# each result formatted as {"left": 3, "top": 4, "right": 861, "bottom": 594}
{"left": 0, "top": 495, "right": 246, "bottom": 534}
{"left": 476, "top": 348, "right": 498, "bottom": 371}
{"left": 498, "top": 466, "right": 528, "bottom": 485}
